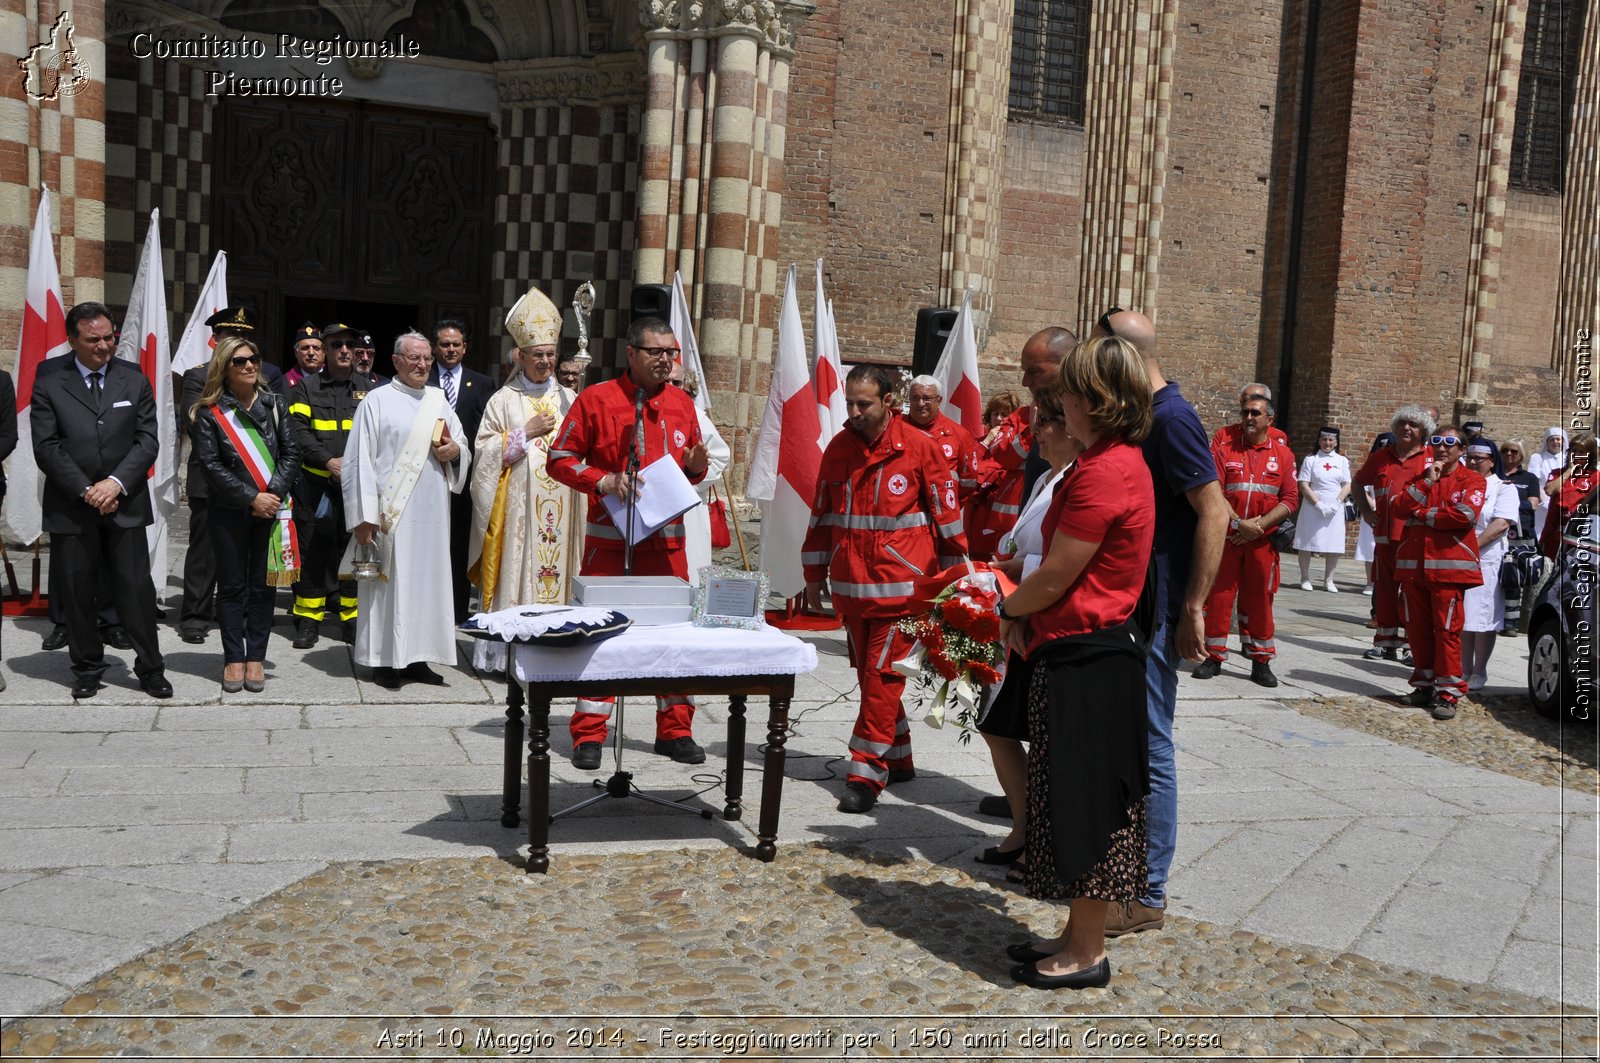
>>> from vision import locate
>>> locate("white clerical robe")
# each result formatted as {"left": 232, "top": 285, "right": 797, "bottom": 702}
{"left": 343, "top": 381, "right": 470, "bottom": 668}
{"left": 466, "top": 373, "right": 582, "bottom": 672}
{"left": 682, "top": 407, "right": 732, "bottom": 584}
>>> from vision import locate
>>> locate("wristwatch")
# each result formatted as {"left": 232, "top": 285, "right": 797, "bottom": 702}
{"left": 1229, "top": 516, "right": 1241, "bottom": 532}
{"left": 997, "top": 599, "right": 1016, "bottom": 621}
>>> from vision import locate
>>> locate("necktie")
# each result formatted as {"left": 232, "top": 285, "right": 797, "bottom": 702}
{"left": 89, "top": 371, "right": 103, "bottom": 408}
{"left": 441, "top": 369, "right": 457, "bottom": 407}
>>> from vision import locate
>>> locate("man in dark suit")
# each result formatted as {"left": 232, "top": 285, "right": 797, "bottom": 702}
{"left": 175, "top": 306, "right": 282, "bottom": 643}
{"left": 429, "top": 318, "right": 495, "bottom": 622}
{"left": 0, "top": 366, "right": 14, "bottom": 692}
{"left": 31, "top": 302, "right": 171, "bottom": 698}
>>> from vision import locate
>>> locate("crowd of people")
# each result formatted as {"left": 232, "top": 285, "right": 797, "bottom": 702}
{"left": 0, "top": 292, "right": 1591, "bottom": 994}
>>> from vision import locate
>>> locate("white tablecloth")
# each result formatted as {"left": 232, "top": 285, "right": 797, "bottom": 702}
{"left": 511, "top": 623, "right": 819, "bottom": 684}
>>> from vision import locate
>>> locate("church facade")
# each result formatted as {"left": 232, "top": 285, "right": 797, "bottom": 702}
{"left": 2, "top": 0, "right": 1593, "bottom": 484}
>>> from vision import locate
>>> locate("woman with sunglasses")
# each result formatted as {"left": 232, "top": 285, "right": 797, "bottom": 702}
{"left": 1459, "top": 439, "right": 1521, "bottom": 690}
{"left": 1497, "top": 439, "right": 1541, "bottom": 542}
{"left": 188, "top": 336, "right": 302, "bottom": 692}
{"left": 1392, "top": 427, "right": 1486, "bottom": 719}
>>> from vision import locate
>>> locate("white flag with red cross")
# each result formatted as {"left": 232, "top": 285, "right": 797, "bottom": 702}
{"left": 812, "top": 258, "right": 845, "bottom": 447}
{"left": 932, "top": 287, "right": 984, "bottom": 437}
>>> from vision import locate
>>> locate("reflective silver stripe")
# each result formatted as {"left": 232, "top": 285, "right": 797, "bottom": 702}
{"left": 1445, "top": 598, "right": 1456, "bottom": 630}
{"left": 1375, "top": 626, "right": 1401, "bottom": 637}
{"left": 833, "top": 580, "right": 917, "bottom": 598}
{"left": 1433, "top": 675, "right": 1463, "bottom": 687}
{"left": 575, "top": 698, "right": 613, "bottom": 718}
{"left": 849, "top": 735, "right": 892, "bottom": 756}
{"left": 874, "top": 635, "right": 896, "bottom": 670}
{"left": 801, "top": 551, "right": 830, "bottom": 565}
{"left": 848, "top": 762, "right": 888, "bottom": 784}
{"left": 957, "top": 475, "right": 978, "bottom": 490}
{"left": 1374, "top": 534, "right": 1390, "bottom": 544}
{"left": 1407, "top": 485, "right": 1429, "bottom": 503}
{"left": 937, "top": 554, "right": 965, "bottom": 568}
{"left": 1422, "top": 558, "right": 1480, "bottom": 571}
{"left": 1373, "top": 486, "right": 1391, "bottom": 497}
{"left": 585, "top": 522, "right": 625, "bottom": 540}
{"left": 1395, "top": 559, "right": 1418, "bottom": 569}
{"left": 1451, "top": 503, "right": 1476, "bottom": 520}
{"left": 1010, "top": 435, "right": 1028, "bottom": 458}
{"left": 548, "top": 448, "right": 581, "bottom": 461}
{"left": 816, "top": 512, "right": 930, "bottom": 531}
{"left": 885, "top": 741, "right": 912, "bottom": 760}
{"left": 992, "top": 502, "right": 1021, "bottom": 516}
{"left": 936, "top": 517, "right": 964, "bottom": 538}
{"left": 883, "top": 545, "right": 925, "bottom": 576}
{"left": 1225, "top": 482, "right": 1280, "bottom": 495}
{"left": 655, "top": 694, "right": 696, "bottom": 710}
{"left": 1414, "top": 669, "right": 1436, "bottom": 679}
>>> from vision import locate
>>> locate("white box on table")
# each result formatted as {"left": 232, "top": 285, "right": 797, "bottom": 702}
{"left": 571, "top": 575, "right": 693, "bottom": 626}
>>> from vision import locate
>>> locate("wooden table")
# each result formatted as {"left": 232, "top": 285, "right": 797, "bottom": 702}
{"left": 497, "top": 625, "right": 816, "bottom": 873}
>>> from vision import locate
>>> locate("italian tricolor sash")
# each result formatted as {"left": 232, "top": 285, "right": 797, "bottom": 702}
{"left": 210, "top": 404, "right": 301, "bottom": 586}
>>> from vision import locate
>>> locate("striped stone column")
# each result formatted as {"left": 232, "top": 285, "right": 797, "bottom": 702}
{"left": 1075, "top": 0, "right": 1179, "bottom": 330}
{"left": 1556, "top": 2, "right": 1598, "bottom": 389}
{"left": 637, "top": 0, "right": 814, "bottom": 480}
{"left": 1457, "top": 0, "right": 1530, "bottom": 414}
{"left": 940, "top": 0, "right": 1013, "bottom": 336}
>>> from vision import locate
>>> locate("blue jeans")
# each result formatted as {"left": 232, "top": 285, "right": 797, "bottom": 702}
{"left": 1142, "top": 615, "right": 1180, "bottom": 909}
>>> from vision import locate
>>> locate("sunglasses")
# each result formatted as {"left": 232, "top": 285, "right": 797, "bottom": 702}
{"left": 1501, "top": 447, "right": 1520, "bottom": 455}
{"left": 229, "top": 353, "right": 262, "bottom": 367}
{"left": 1096, "top": 306, "right": 1124, "bottom": 335}
{"left": 1430, "top": 435, "right": 1462, "bottom": 447}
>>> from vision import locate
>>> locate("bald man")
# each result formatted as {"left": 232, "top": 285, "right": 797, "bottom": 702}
{"left": 1093, "top": 307, "right": 1230, "bottom": 937}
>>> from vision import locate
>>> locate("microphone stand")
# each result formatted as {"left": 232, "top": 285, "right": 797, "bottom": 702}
{"left": 554, "top": 379, "right": 710, "bottom": 824}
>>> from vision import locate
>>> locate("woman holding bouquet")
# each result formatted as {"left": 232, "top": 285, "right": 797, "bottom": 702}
{"left": 188, "top": 336, "right": 301, "bottom": 692}
{"left": 994, "top": 335, "right": 1155, "bottom": 990}
{"left": 976, "top": 390, "right": 1083, "bottom": 874}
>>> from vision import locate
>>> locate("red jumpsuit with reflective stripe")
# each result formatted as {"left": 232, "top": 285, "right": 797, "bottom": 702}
{"left": 1205, "top": 430, "right": 1300, "bottom": 662}
{"left": 1393, "top": 464, "right": 1485, "bottom": 702}
{"left": 546, "top": 375, "right": 706, "bottom": 745}
{"left": 906, "top": 412, "right": 982, "bottom": 504}
{"left": 964, "top": 407, "right": 1031, "bottom": 561}
{"left": 802, "top": 416, "right": 968, "bottom": 791}
{"left": 1353, "top": 446, "right": 1429, "bottom": 649}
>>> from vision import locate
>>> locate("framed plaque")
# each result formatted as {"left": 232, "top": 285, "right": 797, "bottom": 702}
{"left": 692, "top": 566, "right": 769, "bottom": 630}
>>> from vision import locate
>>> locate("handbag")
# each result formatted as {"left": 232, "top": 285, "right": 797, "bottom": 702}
{"left": 1343, "top": 498, "right": 1359, "bottom": 523}
{"left": 1269, "top": 516, "right": 1296, "bottom": 552}
{"left": 708, "top": 485, "right": 732, "bottom": 550}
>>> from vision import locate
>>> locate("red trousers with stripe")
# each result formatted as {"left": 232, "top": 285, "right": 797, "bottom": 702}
{"left": 841, "top": 612, "right": 915, "bottom": 792}
{"left": 1204, "top": 539, "right": 1281, "bottom": 662}
{"left": 1371, "top": 541, "right": 1407, "bottom": 650}
{"left": 569, "top": 547, "right": 696, "bottom": 746}
{"left": 1401, "top": 581, "right": 1467, "bottom": 701}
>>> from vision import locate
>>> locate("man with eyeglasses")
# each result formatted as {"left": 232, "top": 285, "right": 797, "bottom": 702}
{"left": 904, "top": 374, "right": 980, "bottom": 503}
{"left": 1212, "top": 382, "right": 1288, "bottom": 451}
{"left": 1194, "top": 396, "right": 1299, "bottom": 686}
{"left": 1392, "top": 426, "right": 1486, "bottom": 718}
{"left": 285, "top": 322, "right": 379, "bottom": 648}
{"left": 1354, "top": 404, "right": 1434, "bottom": 661}
{"left": 547, "top": 315, "right": 712, "bottom": 768}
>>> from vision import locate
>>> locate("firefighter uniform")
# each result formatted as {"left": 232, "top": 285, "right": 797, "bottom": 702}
{"left": 286, "top": 368, "right": 377, "bottom": 632}
{"left": 802, "top": 415, "right": 968, "bottom": 792}
{"left": 1353, "top": 446, "right": 1430, "bottom": 650}
{"left": 906, "top": 412, "right": 981, "bottom": 504}
{"left": 965, "top": 406, "right": 1031, "bottom": 561}
{"left": 1205, "top": 430, "right": 1300, "bottom": 662}
{"left": 547, "top": 374, "right": 706, "bottom": 746}
{"left": 1394, "top": 464, "right": 1485, "bottom": 704}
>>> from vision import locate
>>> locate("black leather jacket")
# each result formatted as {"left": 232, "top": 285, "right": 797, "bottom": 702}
{"left": 188, "top": 389, "right": 301, "bottom": 513}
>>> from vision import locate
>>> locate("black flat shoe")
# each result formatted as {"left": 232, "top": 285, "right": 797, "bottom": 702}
{"left": 1011, "top": 956, "right": 1111, "bottom": 989}
{"left": 402, "top": 662, "right": 447, "bottom": 685}
{"left": 372, "top": 666, "right": 403, "bottom": 690}
{"left": 71, "top": 675, "right": 102, "bottom": 698}
{"left": 976, "top": 844, "right": 1025, "bottom": 865}
{"left": 1005, "top": 941, "right": 1054, "bottom": 964}
{"left": 104, "top": 626, "right": 134, "bottom": 650}
{"left": 140, "top": 672, "right": 174, "bottom": 699}
{"left": 42, "top": 625, "right": 69, "bottom": 651}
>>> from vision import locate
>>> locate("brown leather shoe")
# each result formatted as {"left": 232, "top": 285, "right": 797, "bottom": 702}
{"left": 1103, "top": 900, "right": 1164, "bottom": 937}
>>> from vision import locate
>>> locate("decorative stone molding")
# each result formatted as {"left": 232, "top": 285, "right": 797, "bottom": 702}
{"left": 496, "top": 53, "right": 644, "bottom": 105}
{"left": 640, "top": 0, "right": 810, "bottom": 53}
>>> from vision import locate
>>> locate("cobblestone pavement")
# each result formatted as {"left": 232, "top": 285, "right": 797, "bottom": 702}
{"left": 0, "top": 847, "right": 1591, "bottom": 1059}
{"left": 1, "top": 550, "right": 1595, "bottom": 1058}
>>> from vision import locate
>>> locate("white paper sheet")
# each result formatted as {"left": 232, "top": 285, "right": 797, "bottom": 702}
{"left": 601, "top": 453, "right": 700, "bottom": 546}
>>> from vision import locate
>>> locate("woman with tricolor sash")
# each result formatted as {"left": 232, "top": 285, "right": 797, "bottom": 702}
{"left": 188, "top": 336, "right": 302, "bottom": 693}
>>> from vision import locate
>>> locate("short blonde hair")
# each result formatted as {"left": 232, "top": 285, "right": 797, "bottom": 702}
{"left": 1054, "top": 335, "right": 1153, "bottom": 443}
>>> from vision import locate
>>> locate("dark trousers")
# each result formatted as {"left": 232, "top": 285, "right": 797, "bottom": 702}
{"left": 56, "top": 520, "right": 164, "bottom": 682}
{"left": 210, "top": 506, "right": 275, "bottom": 663}
{"left": 291, "top": 485, "right": 355, "bottom": 623}
{"left": 48, "top": 545, "right": 118, "bottom": 629}
{"left": 179, "top": 497, "right": 217, "bottom": 630}
{"left": 449, "top": 491, "right": 473, "bottom": 623}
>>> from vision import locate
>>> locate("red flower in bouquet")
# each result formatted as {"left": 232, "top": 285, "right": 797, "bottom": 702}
{"left": 893, "top": 563, "right": 1008, "bottom": 740}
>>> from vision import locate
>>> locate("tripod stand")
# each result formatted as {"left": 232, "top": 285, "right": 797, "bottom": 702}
{"left": 552, "top": 385, "right": 711, "bottom": 824}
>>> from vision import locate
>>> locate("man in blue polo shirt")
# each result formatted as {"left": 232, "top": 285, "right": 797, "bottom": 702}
{"left": 1094, "top": 307, "right": 1229, "bottom": 936}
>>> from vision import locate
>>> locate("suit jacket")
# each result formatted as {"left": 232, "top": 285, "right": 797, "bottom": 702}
{"left": 0, "top": 368, "right": 16, "bottom": 497}
{"left": 430, "top": 363, "right": 494, "bottom": 444}
{"left": 31, "top": 354, "right": 159, "bottom": 533}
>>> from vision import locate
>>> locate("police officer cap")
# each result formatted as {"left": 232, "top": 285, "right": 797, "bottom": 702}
{"left": 291, "top": 321, "right": 320, "bottom": 345}
{"left": 321, "top": 322, "right": 361, "bottom": 340}
{"left": 205, "top": 305, "right": 256, "bottom": 333}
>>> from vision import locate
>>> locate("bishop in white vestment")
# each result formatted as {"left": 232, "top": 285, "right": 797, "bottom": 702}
{"left": 343, "top": 333, "right": 470, "bottom": 684}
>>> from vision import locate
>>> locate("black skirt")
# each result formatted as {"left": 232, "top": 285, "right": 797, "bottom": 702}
{"left": 976, "top": 651, "right": 1031, "bottom": 741}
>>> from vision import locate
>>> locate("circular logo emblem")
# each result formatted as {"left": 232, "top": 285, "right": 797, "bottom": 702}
{"left": 1266, "top": 458, "right": 1279, "bottom": 473}
{"left": 888, "top": 473, "right": 908, "bottom": 496}
{"left": 673, "top": 429, "right": 686, "bottom": 448}
{"left": 944, "top": 488, "right": 957, "bottom": 510}
{"left": 942, "top": 443, "right": 954, "bottom": 458}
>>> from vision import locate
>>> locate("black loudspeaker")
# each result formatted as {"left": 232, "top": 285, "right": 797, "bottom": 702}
{"left": 911, "top": 306, "right": 958, "bottom": 377}
{"left": 630, "top": 284, "right": 673, "bottom": 324}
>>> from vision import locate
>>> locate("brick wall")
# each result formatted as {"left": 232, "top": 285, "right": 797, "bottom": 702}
{"left": 991, "top": 120, "right": 1082, "bottom": 364}
{"left": 1480, "top": 189, "right": 1565, "bottom": 444}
